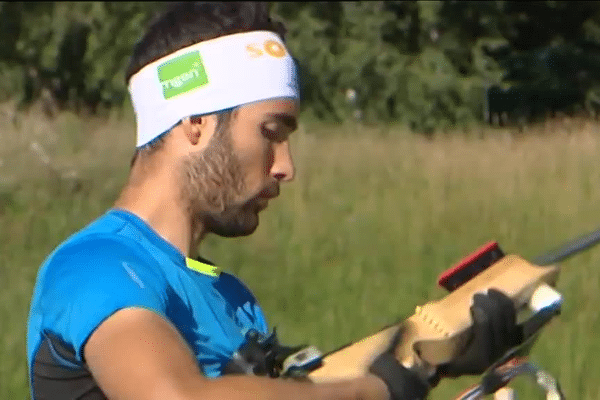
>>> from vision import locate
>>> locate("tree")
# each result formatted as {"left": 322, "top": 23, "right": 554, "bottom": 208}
{"left": 3, "top": 1, "right": 600, "bottom": 131}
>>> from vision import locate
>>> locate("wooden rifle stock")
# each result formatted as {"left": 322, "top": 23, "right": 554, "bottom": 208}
{"left": 308, "top": 226, "right": 600, "bottom": 383}
{"left": 308, "top": 255, "right": 559, "bottom": 382}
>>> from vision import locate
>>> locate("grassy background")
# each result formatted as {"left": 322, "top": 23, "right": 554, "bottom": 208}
{"left": 1, "top": 102, "right": 600, "bottom": 399}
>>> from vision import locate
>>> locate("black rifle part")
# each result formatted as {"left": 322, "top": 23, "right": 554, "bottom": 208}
{"left": 533, "top": 226, "right": 600, "bottom": 266}
{"left": 222, "top": 328, "right": 306, "bottom": 378}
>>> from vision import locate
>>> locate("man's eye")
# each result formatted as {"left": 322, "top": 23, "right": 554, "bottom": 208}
{"left": 261, "top": 123, "right": 283, "bottom": 140}
{"left": 263, "top": 122, "right": 279, "bottom": 133}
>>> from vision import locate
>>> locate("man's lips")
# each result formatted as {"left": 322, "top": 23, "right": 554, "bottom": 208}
{"left": 258, "top": 183, "right": 280, "bottom": 200}
{"left": 254, "top": 184, "right": 279, "bottom": 210}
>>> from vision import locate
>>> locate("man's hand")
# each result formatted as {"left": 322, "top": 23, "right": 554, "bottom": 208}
{"left": 368, "top": 330, "right": 431, "bottom": 400}
{"left": 436, "top": 288, "right": 523, "bottom": 378}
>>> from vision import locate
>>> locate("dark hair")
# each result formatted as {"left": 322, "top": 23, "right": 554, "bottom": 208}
{"left": 126, "top": 1, "right": 286, "bottom": 83}
{"left": 127, "top": 2, "right": 286, "bottom": 166}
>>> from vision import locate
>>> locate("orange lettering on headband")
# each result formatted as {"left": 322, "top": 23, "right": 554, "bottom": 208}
{"left": 246, "top": 40, "right": 287, "bottom": 58}
{"left": 246, "top": 43, "right": 263, "bottom": 58}
{"left": 264, "top": 40, "right": 286, "bottom": 58}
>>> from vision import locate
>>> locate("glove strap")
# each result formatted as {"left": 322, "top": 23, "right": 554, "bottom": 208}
{"left": 369, "top": 352, "right": 430, "bottom": 400}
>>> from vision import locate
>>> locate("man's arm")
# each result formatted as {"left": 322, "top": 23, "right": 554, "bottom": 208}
{"left": 84, "top": 307, "right": 391, "bottom": 400}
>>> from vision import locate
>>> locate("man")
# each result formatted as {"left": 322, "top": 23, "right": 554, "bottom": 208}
{"left": 27, "top": 3, "right": 522, "bottom": 399}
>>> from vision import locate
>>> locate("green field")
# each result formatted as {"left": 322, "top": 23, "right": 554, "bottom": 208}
{"left": 1, "top": 104, "right": 600, "bottom": 399}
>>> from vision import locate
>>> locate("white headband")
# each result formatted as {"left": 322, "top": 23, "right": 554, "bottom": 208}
{"left": 128, "top": 31, "right": 299, "bottom": 148}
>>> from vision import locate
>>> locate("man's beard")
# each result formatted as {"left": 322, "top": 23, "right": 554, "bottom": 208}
{"left": 179, "top": 125, "right": 274, "bottom": 238}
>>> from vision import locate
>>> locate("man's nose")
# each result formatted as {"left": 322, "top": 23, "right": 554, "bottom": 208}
{"left": 270, "top": 141, "right": 295, "bottom": 182}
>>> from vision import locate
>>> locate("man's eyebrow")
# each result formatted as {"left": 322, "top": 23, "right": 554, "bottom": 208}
{"left": 264, "top": 113, "right": 298, "bottom": 131}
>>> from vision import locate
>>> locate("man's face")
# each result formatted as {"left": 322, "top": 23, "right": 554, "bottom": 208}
{"left": 181, "top": 97, "right": 298, "bottom": 237}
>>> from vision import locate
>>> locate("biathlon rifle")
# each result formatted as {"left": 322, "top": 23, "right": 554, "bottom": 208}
{"left": 280, "top": 226, "right": 600, "bottom": 399}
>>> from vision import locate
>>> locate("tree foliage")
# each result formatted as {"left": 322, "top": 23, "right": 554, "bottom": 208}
{"left": 0, "top": 2, "right": 165, "bottom": 111}
{"left": 3, "top": 1, "right": 600, "bottom": 131}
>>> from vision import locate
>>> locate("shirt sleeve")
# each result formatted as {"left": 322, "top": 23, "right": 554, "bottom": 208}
{"left": 38, "top": 236, "right": 169, "bottom": 362}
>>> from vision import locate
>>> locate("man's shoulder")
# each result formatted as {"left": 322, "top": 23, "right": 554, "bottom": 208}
{"left": 61, "top": 208, "right": 140, "bottom": 249}
{"left": 27, "top": 213, "right": 172, "bottom": 373}
{"left": 51, "top": 233, "right": 151, "bottom": 265}
{"left": 54, "top": 217, "right": 146, "bottom": 262}
{"left": 38, "top": 210, "right": 160, "bottom": 284}
{"left": 38, "top": 234, "right": 156, "bottom": 290}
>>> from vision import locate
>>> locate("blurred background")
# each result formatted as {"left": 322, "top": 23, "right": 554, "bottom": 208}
{"left": 1, "top": 2, "right": 600, "bottom": 399}
{"left": 4, "top": 2, "right": 600, "bottom": 130}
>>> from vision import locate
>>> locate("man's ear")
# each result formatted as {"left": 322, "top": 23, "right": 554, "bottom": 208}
{"left": 180, "top": 116, "right": 203, "bottom": 146}
{"left": 180, "top": 115, "right": 217, "bottom": 148}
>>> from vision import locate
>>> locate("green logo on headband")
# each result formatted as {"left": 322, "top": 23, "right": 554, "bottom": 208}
{"left": 158, "top": 51, "right": 208, "bottom": 99}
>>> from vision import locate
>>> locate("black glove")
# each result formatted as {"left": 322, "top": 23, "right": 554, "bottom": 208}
{"left": 369, "top": 329, "right": 431, "bottom": 400}
{"left": 436, "top": 288, "right": 523, "bottom": 378}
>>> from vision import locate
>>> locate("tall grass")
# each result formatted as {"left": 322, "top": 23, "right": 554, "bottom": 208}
{"left": 1, "top": 104, "right": 599, "bottom": 399}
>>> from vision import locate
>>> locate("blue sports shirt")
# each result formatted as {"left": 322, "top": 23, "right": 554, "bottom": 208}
{"left": 27, "top": 208, "right": 269, "bottom": 399}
